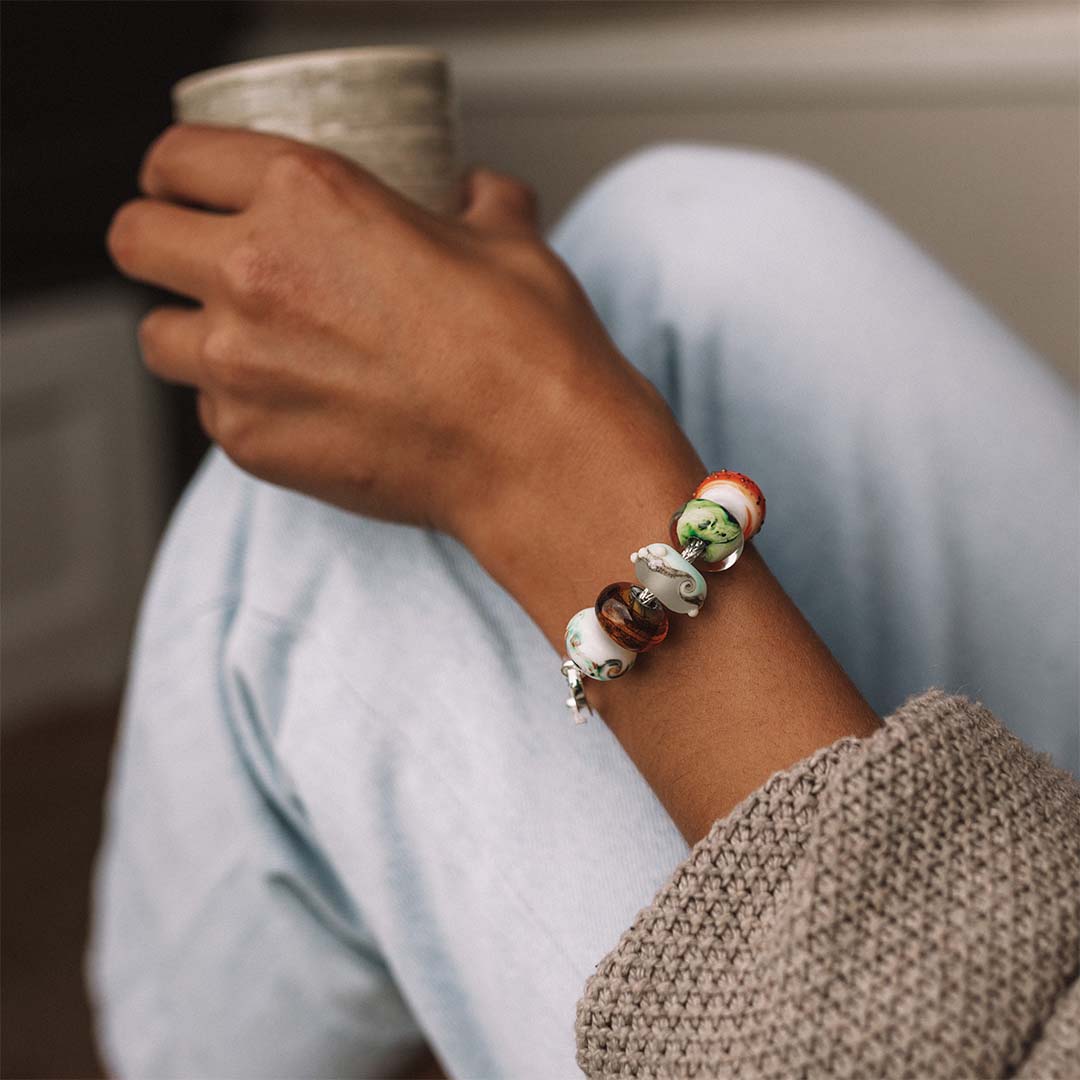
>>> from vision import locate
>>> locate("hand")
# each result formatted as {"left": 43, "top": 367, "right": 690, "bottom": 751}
{"left": 106, "top": 123, "right": 685, "bottom": 549}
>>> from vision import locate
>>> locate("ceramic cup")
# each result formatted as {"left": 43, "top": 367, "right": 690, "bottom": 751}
{"left": 171, "top": 46, "right": 463, "bottom": 215}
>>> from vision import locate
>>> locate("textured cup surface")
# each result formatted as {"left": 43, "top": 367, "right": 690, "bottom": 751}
{"left": 172, "top": 46, "right": 462, "bottom": 214}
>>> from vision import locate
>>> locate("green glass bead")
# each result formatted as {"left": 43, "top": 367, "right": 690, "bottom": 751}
{"left": 595, "top": 581, "right": 669, "bottom": 652}
{"left": 669, "top": 498, "right": 744, "bottom": 572}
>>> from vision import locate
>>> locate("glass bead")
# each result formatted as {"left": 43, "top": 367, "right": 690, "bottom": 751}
{"left": 693, "top": 471, "right": 766, "bottom": 540}
{"left": 630, "top": 542, "right": 707, "bottom": 616}
{"left": 668, "top": 498, "right": 745, "bottom": 573}
{"left": 565, "top": 607, "right": 636, "bottom": 680}
{"left": 595, "top": 581, "right": 669, "bottom": 652}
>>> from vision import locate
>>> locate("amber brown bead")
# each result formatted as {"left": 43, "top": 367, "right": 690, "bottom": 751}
{"left": 595, "top": 581, "right": 669, "bottom": 652}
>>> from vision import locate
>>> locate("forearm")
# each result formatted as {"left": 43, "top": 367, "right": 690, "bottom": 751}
{"left": 463, "top": 369, "right": 880, "bottom": 844}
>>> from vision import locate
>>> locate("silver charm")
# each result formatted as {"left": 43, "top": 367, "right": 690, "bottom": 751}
{"left": 561, "top": 659, "right": 592, "bottom": 724}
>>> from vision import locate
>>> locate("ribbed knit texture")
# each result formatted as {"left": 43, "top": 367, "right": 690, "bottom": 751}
{"left": 575, "top": 690, "right": 1080, "bottom": 1078}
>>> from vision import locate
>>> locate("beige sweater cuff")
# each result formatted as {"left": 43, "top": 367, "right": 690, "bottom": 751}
{"left": 575, "top": 689, "right": 1080, "bottom": 1079}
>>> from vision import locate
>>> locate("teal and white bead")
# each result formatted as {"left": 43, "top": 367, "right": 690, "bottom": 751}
{"left": 630, "top": 543, "right": 707, "bottom": 616}
{"left": 673, "top": 497, "right": 744, "bottom": 571}
{"left": 565, "top": 607, "right": 637, "bottom": 680}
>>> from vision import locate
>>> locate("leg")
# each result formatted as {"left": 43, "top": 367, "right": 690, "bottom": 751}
{"left": 89, "top": 444, "right": 690, "bottom": 1079}
{"left": 89, "top": 142, "right": 1078, "bottom": 1079}
{"left": 87, "top": 455, "right": 428, "bottom": 1079}
{"left": 550, "top": 144, "right": 1078, "bottom": 773}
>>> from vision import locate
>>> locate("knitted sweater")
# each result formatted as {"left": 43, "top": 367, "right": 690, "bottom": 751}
{"left": 574, "top": 691, "right": 1080, "bottom": 1078}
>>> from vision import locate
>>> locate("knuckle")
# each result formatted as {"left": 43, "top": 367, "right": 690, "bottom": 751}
{"left": 220, "top": 240, "right": 288, "bottom": 309}
{"left": 262, "top": 148, "right": 350, "bottom": 197}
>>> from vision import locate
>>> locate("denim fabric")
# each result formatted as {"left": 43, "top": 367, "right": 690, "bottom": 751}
{"left": 88, "top": 145, "right": 1079, "bottom": 1079}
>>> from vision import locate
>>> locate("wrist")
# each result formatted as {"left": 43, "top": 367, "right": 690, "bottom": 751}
{"left": 455, "top": 371, "right": 706, "bottom": 651}
{"left": 453, "top": 374, "right": 880, "bottom": 843}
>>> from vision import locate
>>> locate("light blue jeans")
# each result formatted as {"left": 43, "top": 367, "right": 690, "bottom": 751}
{"left": 88, "top": 146, "right": 1079, "bottom": 1079}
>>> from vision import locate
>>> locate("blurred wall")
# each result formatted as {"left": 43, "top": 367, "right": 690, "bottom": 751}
{"left": 1, "top": 2, "right": 247, "bottom": 727}
{"left": 2, "top": 288, "right": 167, "bottom": 722}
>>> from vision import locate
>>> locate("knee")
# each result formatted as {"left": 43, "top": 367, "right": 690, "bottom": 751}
{"left": 579, "top": 141, "right": 865, "bottom": 238}
{"left": 553, "top": 142, "right": 882, "bottom": 316}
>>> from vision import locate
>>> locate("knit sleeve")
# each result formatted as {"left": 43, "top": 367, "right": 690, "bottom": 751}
{"left": 575, "top": 690, "right": 1080, "bottom": 1079}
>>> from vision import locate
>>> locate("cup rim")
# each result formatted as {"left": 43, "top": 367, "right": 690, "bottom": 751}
{"left": 172, "top": 46, "right": 448, "bottom": 101}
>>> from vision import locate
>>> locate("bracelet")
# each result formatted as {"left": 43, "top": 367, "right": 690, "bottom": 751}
{"left": 560, "top": 470, "right": 765, "bottom": 723}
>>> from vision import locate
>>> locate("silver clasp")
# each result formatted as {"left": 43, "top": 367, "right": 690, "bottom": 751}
{"left": 561, "top": 659, "right": 592, "bottom": 724}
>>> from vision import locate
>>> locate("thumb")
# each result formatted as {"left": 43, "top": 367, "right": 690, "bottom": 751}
{"left": 460, "top": 166, "right": 539, "bottom": 234}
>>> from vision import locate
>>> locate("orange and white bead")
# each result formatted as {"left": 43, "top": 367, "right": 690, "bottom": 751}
{"left": 694, "top": 471, "right": 765, "bottom": 539}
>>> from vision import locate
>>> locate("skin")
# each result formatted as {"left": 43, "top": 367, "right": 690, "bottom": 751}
{"left": 107, "top": 123, "right": 880, "bottom": 845}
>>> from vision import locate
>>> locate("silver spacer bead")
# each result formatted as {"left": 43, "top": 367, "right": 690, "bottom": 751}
{"left": 681, "top": 538, "right": 707, "bottom": 563}
{"left": 632, "top": 585, "right": 660, "bottom": 608}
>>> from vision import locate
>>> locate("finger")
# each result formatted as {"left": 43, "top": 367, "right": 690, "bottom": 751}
{"left": 136, "top": 304, "right": 210, "bottom": 386}
{"left": 107, "top": 197, "right": 232, "bottom": 300}
{"left": 139, "top": 123, "right": 316, "bottom": 211}
{"left": 460, "top": 167, "right": 539, "bottom": 234}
